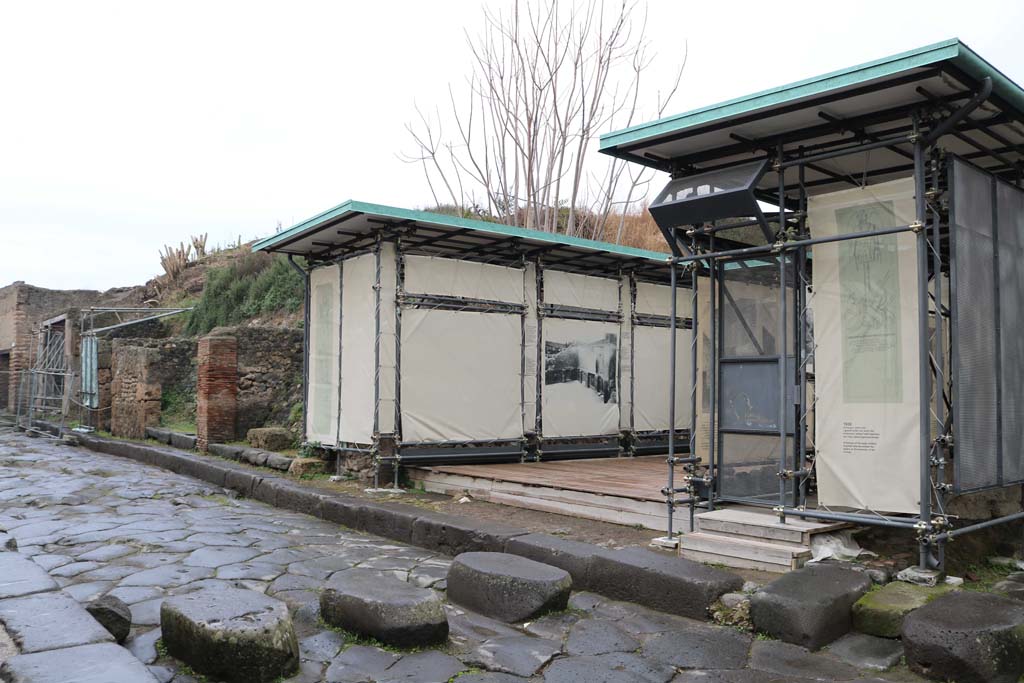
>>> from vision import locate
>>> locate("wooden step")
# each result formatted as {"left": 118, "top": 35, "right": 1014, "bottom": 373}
{"left": 679, "top": 547, "right": 804, "bottom": 574}
{"left": 680, "top": 530, "right": 812, "bottom": 565}
{"left": 695, "top": 507, "right": 848, "bottom": 546}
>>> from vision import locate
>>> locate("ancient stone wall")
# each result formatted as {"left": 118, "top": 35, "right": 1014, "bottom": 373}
{"left": 0, "top": 282, "right": 145, "bottom": 411}
{"left": 108, "top": 338, "right": 196, "bottom": 438}
{"left": 227, "top": 326, "right": 303, "bottom": 435}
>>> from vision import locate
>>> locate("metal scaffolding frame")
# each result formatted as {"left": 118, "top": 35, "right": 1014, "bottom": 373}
{"left": 653, "top": 72, "right": 1024, "bottom": 570}
{"left": 284, "top": 221, "right": 696, "bottom": 490}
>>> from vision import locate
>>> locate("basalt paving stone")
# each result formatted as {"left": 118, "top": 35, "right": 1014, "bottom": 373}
{"left": 0, "top": 590, "right": 114, "bottom": 653}
{"left": 325, "top": 645, "right": 400, "bottom": 683}
{"left": 541, "top": 652, "right": 676, "bottom": 683}
{"left": 456, "top": 674, "right": 530, "bottom": 683}
{"left": 183, "top": 545, "right": 262, "bottom": 568}
{"left": 826, "top": 632, "right": 904, "bottom": 671}
{"left": 641, "top": 622, "right": 753, "bottom": 670}
{"left": 0, "top": 642, "right": 160, "bottom": 683}
{"left": 671, "top": 671, "right": 818, "bottom": 683}
{"left": 566, "top": 619, "right": 640, "bottom": 656}
{"left": 270, "top": 572, "right": 323, "bottom": 593}
{"left": 524, "top": 611, "right": 581, "bottom": 641}
{"left": 126, "top": 626, "right": 162, "bottom": 664}
{"left": 299, "top": 629, "right": 347, "bottom": 663}
{"left": 466, "top": 635, "right": 562, "bottom": 677}
{"left": 0, "top": 553, "right": 58, "bottom": 599}
{"left": 106, "top": 585, "right": 165, "bottom": 605}
{"left": 379, "top": 650, "right": 467, "bottom": 683}
{"left": 288, "top": 555, "right": 358, "bottom": 580}
{"left": 61, "top": 580, "right": 113, "bottom": 603}
{"left": 76, "top": 543, "right": 140, "bottom": 562}
{"left": 748, "top": 640, "right": 861, "bottom": 681}
{"left": 118, "top": 564, "right": 215, "bottom": 587}
{"left": 216, "top": 561, "right": 285, "bottom": 581}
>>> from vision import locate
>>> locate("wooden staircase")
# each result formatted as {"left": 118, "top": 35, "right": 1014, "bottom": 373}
{"left": 678, "top": 507, "right": 849, "bottom": 573}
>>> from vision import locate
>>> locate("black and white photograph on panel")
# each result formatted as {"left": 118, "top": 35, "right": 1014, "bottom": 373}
{"left": 542, "top": 317, "right": 619, "bottom": 437}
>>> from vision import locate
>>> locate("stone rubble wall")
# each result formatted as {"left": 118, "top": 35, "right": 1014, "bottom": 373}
{"left": 109, "top": 338, "right": 196, "bottom": 439}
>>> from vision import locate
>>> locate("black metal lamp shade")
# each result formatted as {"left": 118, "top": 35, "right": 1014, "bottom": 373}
{"left": 648, "top": 159, "right": 770, "bottom": 230}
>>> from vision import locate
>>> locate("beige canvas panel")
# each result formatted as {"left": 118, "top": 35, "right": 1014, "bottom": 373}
{"left": 523, "top": 263, "right": 539, "bottom": 433}
{"left": 401, "top": 309, "right": 522, "bottom": 442}
{"left": 404, "top": 255, "right": 524, "bottom": 303}
{"left": 307, "top": 264, "right": 340, "bottom": 446}
{"left": 338, "top": 254, "right": 375, "bottom": 444}
{"left": 809, "top": 176, "right": 920, "bottom": 514}
{"left": 634, "top": 326, "right": 693, "bottom": 432}
{"left": 543, "top": 270, "right": 619, "bottom": 311}
{"left": 635, "top": 281, "right": 680, "bottom": 317}
{"left": 378, "top": 243, "right": 397, "bottom": 435}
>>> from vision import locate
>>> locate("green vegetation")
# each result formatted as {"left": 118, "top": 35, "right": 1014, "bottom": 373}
{"left": 160, "top": 385, "right": 196, "bottom": 433}
{"left": 185, "top": 253, "right": 304, "bottom": 335}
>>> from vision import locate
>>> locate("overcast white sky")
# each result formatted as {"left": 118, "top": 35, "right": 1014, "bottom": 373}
{"left": 2, "top": 0, "right": 1022, "bottom": 290}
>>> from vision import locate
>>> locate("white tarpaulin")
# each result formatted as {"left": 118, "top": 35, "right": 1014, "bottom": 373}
{"left": 404, "top": 255, "right": 524, "bottom": 303}
{"left": 809, "top": 177, "right": 920, "bottom": 514}
{"left": 400, "top": 309, "right": 522, "bottom": 442}
{"left": 543, "top": 270, "right": 619, "bottom": 311}
{"left": 339, "top": 254, "right": 374, "bottom": 444}
{"left": 308, "top": 265, "right": 340, "bottom": 446}
{"left": 633, "top": 326, "right": 693, "bottom": 432}
{"left": 543, "top": 318, "right": 619, "bottom": 437}
{"left": 523, "top": 263, "right": 539, "bottom": 433}
{"left": 636, "top": 281, "right": 683, "bottom": 317}
{"left": 378, "top": 243, "right": 397, "bottom": 434}
{"left": 619, "top": 276, "right": 632, "bottom": 430}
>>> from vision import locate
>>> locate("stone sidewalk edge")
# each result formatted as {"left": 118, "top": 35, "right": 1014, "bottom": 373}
{"left": 70, "top": 433, "right": 743, "bottom": 620}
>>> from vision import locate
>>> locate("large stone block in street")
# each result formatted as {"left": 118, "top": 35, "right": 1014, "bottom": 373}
{"left": 902, "top": 590, "right": 1024, "bottom": 683}
{"left": 749, "top": 563, "right": 872, "bottom": 650}
{"left": 0, "top": 642, "right": 160, "bottom": 683}
{"left": 320, "top": 568, "right": 448, "bottom": 647}
{"left": 247, "top": 426, "right": 293, "bottom": 451}
{"left": 446, "top": 551, "right": 572, "bottom": 623}
{"left": 852, "top": 580, "right": 955, "bottom": 638}
{"left": 160, "top": 586, "right": 299, "bottom": 683}
{"left": 0, "top": 554, "right": 58, "bottom": 600}
{"left": 587, "top": 548, "right": 742, "bottom": 620}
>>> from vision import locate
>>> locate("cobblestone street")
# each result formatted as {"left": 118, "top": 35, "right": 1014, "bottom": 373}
{"left": 0, "top": 432, "right": 927, "bottom": 682}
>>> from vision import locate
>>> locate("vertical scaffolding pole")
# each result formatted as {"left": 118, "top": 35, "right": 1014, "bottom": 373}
{"left": 708, "top": 233, "right": 719, "bottom": 511}
{"left": 929, "top": 149, "right": 948, "bottom": 543}
{"left": 689, "top": 237, "right": 699, "bottom": 531}
{"left": 777, "top": 142, "right": 789, "bottom": 520}
{"left": 666, "top": 242, "right": 678, "bottom": 539}
{"left": 913, "top": 123, "right": 934, "bottom": 569}
{"left": 796, "top": 158, "right": 810, "bottom": 507}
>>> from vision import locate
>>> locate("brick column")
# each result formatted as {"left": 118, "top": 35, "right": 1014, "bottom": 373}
{"left": 197, "top": 335, "right": 237, "bottom": 452}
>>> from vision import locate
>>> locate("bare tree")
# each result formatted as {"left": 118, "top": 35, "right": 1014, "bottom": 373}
{"left": 402, "top": 0, "right": 684, "bottom": 242}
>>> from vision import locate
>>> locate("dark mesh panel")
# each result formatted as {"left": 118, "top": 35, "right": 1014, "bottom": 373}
{"left": 998, "top": 181, "right": 1024, "bottom": 483}
{"left": 952, "top": 160, "right": 999, "bottom": 491}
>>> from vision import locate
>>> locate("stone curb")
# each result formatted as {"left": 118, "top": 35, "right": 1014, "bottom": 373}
{"left": 145, "top": 427, "right": 293, "bottom": 472}
{"left": 74, "top": 433, "right": 741, "bottom": 620}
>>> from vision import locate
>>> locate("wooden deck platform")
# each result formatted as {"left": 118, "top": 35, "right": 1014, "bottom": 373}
{"left": 407, "top": 456, "right": 672, "bottom": 530}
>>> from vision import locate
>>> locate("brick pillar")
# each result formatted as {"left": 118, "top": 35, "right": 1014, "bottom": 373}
{"left": 197, "top": 335, "right": 237, "bottom": 452}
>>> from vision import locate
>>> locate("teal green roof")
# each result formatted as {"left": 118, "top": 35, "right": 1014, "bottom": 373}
{"left": 600, "top": 38, "right": 1024, "bottom": 157}
{"left": 252, "top": 199, "right": 669, "bottom": 263}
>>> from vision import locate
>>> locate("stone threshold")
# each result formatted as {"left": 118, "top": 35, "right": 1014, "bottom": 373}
{"left": 72, "top": 432, "right": 743, "bottom": 621}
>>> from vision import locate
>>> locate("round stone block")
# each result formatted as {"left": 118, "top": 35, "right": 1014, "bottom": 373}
{"left": 902, "top": 590, "right": 1024, "bottom": 683}
{"left": 320, "top": 568, "right": 448, "bottom": 647}
{"left": 160, "top": 586, "right": 298, "bottom": 683}
{"left": 447, "top": 551, "right": 572, "bottom": 623}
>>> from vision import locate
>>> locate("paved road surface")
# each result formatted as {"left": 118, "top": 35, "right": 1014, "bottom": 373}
{"left": 0, "top": 432, "right": 927, "bottom": 682}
